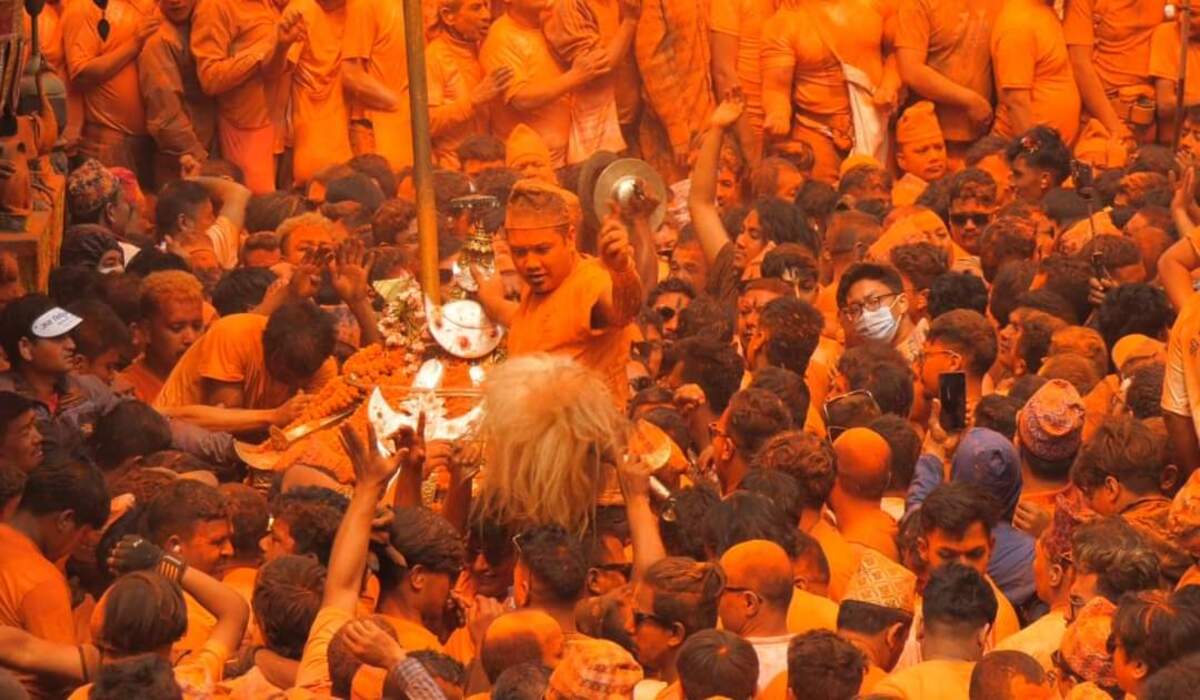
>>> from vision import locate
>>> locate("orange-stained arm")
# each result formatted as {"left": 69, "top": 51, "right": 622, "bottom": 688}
{"left": 342, "top": 58, "right": 402, "bottom": 111}
{"left": 999, "top": 88, "right": 1034, "bottom": 135}
{"left": 1157, "top": 77, "right": 1180, "bottom": 145}
{"left": 190, "top": 0, "right": 269, "bottom": 97}
{"left": 0, "top": 628, "right": 97, "bottom": 681}
{"left": 139, "top": 30, "right": 209, "bottom": 159}
{"left": 1160, "top": 237, "right": 1200, "bottom": 310}
{"left": 62, "top": 1, "right": 155, "bottom": 92}
{"left": 1068, "top": 46, "right": 1128, "bottom": 139}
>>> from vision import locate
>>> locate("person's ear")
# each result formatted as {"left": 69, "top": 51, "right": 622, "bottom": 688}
{"left": 55, "top": 510, "right": 76, "bottom": 533}
{"left": 744, "top": 591, "right": 760, "bottom": 615}
{"left": 914, "top": 616, "right": 925, "bottom": 643}
{"left": 176, "top": 212, "right": 190, "bottom": 234}
{"left": 1131, "top": 656, "right": 1150, "bottom": 681}
{"left": 410, "top": 564, "right": 427, "bottom": 592}
{"left": 17, "top": 337, "right": 34, "bottom": 363}
{"left": 586, "top": 568, "right": 602, "bottom": 596}
{"left": 667, "top": 621, "right": 687, "bottom": 647}
{"left": 164, "top": 534, "right": 184, "bottom": 554}
{"left": 1048, "top": 562, "right": 1064, "bottom": 589}
{"left": 917, "top": 536, "right": 929, "bottom": 566}
{"left": 894, "top": 293, "right": 909, "bottom": 318}
{"left": 103, "top": 200, "right": 118, "bottom": 226}
{"left": 1104, "top": 475, "right": 1122, "bottom": 504}
{"left": 914, "top": 289, "right": 929, "bottom": 315}
{"left": 1038, "top": 172, "right": 1053, "bottom": 193}
{"left": 976, "top": 623, "right": 991, "bottom": 650}
{"left": 1161, "top": 463, "right": 1181, "bottom": 494}
{"left": 884, "top": 621, "right": 907, "bottom": 651}
{"left": 1013, "top": 357, "right": 1028, "bottom": 377}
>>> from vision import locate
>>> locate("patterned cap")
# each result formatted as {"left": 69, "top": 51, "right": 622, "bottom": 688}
{"left": 1059, "top": 597, "right": 1117, "bottom": 688}
{"left": 547, "top": 637, "right": 644, "bottom": 700}
{"left": 841, "top": 548, "right": 917, "bottom": 614}
{"left": 507, "top": 123, "right": 553, "bottom": 172}
{"left": 66, "top": 159, "right": 120, "bottom": 219}
{"left": 895, "top": 101, "right": 943, "bottom": 146}
{"left": 1040, "top": 489, "right": 1089, "bottom": 565}
{"left": 1017, "top": 379, "right": 1085, "bottom": 462}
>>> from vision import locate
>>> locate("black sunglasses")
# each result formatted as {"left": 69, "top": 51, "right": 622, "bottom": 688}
{"left": 655, "top": 306, "right": 678, "bottom": 322}
{"left": 949, "top": 212, "right": 991, "bottom": 227}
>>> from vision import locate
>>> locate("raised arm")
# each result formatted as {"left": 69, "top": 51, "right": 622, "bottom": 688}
{"left": 688, "top": 93, "right": 745, "bottom": 265}
{"left": 592, "top": 217, "right": 643, "bottom": 329}
{"left": 619, "top": 452, "right": 667, "bottom": 583}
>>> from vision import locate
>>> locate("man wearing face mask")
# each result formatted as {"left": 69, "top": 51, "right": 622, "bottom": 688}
{"left": 836, "top": 262, "right": 922, "bottom": 364}
{"left": 59, "top": 224, "right": 126, "bottom": 275}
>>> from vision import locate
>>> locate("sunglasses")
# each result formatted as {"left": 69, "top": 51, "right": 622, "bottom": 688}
{"left": 949, "top": 212, "right": 991, "bottom": 228}
{"left": 655, "top": 306, "right": 678, "bottom": 322}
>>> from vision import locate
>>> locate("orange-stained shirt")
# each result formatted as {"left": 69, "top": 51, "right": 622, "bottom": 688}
{"left": 1062, "top": 0, "right": 1165, "bottom": 91}
{"left": 990, "top": 0, "right": 1081, "bottom": 143}
{"left": 786, "top": 587, "right": 839, "bottom": 635}
{"left": 190, "top": 0, "right": 282, "bottom": 130}
{"left": 69, "top": 638, "right": 231, "bottom": 700}
{"left": 634, "top": 0, "right": 712, "bottom": 163}
{"left": 28, "top": 1, "right": 84, "bottom": 141}
{"left": 343, "top": 0, "right": 412, "bottom": 170}
{"left": 0, "top": 524, "right": 77, "bottom": 700}
{"left": 861, "top": 663, "right": 888, "bottom": 694}
{"left": 709, "top": 0, "right": 776, "bottom": 126}
{"left": 1149, "top": 22, "right": 1200, "bottom": 107}
{"left": 173, "top": 591, "right": 217, "bottom": 662}
{"left": 872, "top": 658, "right": 975, "bottom": 700}
{"left": 289, "top": 0, "right": 353, "bottom": 185}
{"left": 761, "top": 0, "right": 887, "bottom": 122}
{"left": 154, "top": 313, "right": 336, "bottom": 411}
{"left": 506, "top": 257, "right": 637, "bottom": 405}
{"left": 349, "top": 615, "right": 445, "bottom": 700}
{"left": 138, "top": 19, "right": 216, "bottom": 160}
{"left": 115, "top": 357, "right": 165, "bottom": 404}
{"left": 294, "top": 605, "right": 353, "bottom": 694}
{"left": 480, "top": 13, "right": 572, "bottom": 168}
{"left": 810, "top": 515, "right": 861, "bottom": 602}
{"left": 427, "top": 31, "right": 487, "bottom": 167}
{"left": 894, "top": 0, "right": 1002, "bottom": 142}
{"left": 61, "top": 0, "right": 153, "bottom": 135}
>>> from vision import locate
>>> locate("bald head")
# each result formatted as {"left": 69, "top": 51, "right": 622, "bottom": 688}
{"left": 968, "top": 650, "right": 1051, "bottom": 700}
{"left": 832, "top": 428, "right": 892, "bottom": 500}
{"left": 719, "top": 540, "right": 794, "bottom": 611}
{"left": 480, "top": 610, "right": 565, "bottom": 683}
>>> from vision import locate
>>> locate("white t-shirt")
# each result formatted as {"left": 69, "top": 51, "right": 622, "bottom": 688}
{"left": 747, "top": 634, "right": 794, "bottom": 693}
{"left": 205, "top": 216, "right": 241, "bottom": 270}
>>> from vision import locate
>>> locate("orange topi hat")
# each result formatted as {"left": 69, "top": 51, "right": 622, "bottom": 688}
{"left": 895, "top": 101, "right": 944, "bottom": 147}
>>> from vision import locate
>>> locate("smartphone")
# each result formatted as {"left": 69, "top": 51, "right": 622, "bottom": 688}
{"left": 938, "top": 371, "right": 968, "bottom": 432}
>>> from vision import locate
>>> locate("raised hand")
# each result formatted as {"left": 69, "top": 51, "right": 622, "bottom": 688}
{"left": 135, "top": 15, "right": 161, "bottom": 43}
{"left": 339, "top": 413, "right": 425, "bottom": 491}
{"left": 598, "top": 215, "right": 635, "bottom": 273}
{"left": 330, "top": 238, "right": 373, "bottom": 305}
{"left": 279, "top": 9, "right": 307, "bottom": 45}
{"left": 709, "top": 88, "right": 746, "bottom": 130}
{"left": 341, "top": 619, "right": 406, "bottom": 669}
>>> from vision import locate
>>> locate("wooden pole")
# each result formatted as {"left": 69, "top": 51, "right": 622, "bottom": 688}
{"left": 1176, "top": 1, "right": 1192, "bottom": 152}
{"left": 402, "top": 0, "right": 440, "bottom": 300}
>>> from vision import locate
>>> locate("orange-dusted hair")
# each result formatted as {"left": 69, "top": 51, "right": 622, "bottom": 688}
{"left": 139, "top": 270, "right": 204, "bottom": 321}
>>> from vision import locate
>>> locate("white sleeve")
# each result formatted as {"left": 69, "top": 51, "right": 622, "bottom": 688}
{"left": 205, "top": 216, "right": 240, "bottom": 270}
{"left": 1163, "top": 315, "right": 1192, "bottom": 417}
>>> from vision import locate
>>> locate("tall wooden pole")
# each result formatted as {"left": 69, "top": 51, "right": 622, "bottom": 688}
{"left": 1176, "top": 1, "right": 1192, "bottom": 152}
{"left": 402, "top": 0, "right": 440, "bottom": 300}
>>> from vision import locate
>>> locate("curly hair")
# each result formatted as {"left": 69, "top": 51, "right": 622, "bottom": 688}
{"left": 927, "top": 309, "right": 997, "bottom": 376}
{"left": 889, "top": 242, "right": 949, "bottom": 291}
{"left": 139, "top": 270, "right": 203, "bottom": 322}
{"left": 725, "top": 388, "right": 792, "bottom": 456}
{"left": 786, "top": 630, "right": 867, "bottom": 700}
{"left": 759, "top": 296, "right": 824, "bottom": 376}
{"left": 515, "top": 525, "right": 586, "bottom": 603}
{"left": 270, "top": 486, "right": 348, "bottom": 565}
{"left": 371, "top": 198, "right": 418, "bottom": 247}
{"left": 1096, "top": 283, "right": 1174, "bottom": 352}
{"left": 645, "top": 557, "right": 724, "bottom": 637}
{"left": 99, "top": 572, "right": 188, "bottom": 655}
{"left": 751, "top": 431, "right": 837, "bottom": 510}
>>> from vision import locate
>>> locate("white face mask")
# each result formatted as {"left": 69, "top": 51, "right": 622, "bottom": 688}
{"left": 97, "top": 263, "right": 123, "bottom": 275}
{"left": 854, "top": 298, "right": 901, "bottom": 343}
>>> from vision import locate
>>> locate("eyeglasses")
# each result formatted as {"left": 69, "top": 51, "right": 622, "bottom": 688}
{"left": 634, "top": 610, "right": 668, "bottom": 628}
{"left": 949, "top": 212, "right": 991, "bottom": 228}
{"left": 918, "top": 348, "right": 962, "bottom": 366}
{"left": 655, "top": 306, "right": 678, "bottom": 322}
{"left": 839, "top": 293, "right": 899, "bottom": 321}
{"left": 722, "top": 585, "right": 759, "bottom": 600}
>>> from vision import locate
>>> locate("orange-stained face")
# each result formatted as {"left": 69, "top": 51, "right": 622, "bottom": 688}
{"left": 441, "top": 0, "right": 492, "bottom": 41}
{"left": 776, "top": 167, "right": 804, "bottom": 202}
{"left": 159, "top": 0, "right": 197, "bottom": 23}
{"left": 717, "top": 166, "right": 740, "bottom": 211}
{"left": 145, "top": 297, "right": 205, "bottom": 374}
{"left": 284, "top": 225, "right": 334, "bottom": 265}
{"left": 920, "top": 522, "right": 992, "bottom": 577}
{"left": 506, "top": 225, "right": 577, "bottom": 295}
{"left": 177, "top": 519, "right": 234, "bottom": 575}
{"left": 0, "top": 409, "right": 41, "bottom": 473}
{"left": 734, "top": 209, "right": 770, "bottom": 270}
{"left": 463, "top": 158, "right": 503, "bottom": 180}
{"left": 738, "top": 288, "right": 783, "bottom": 363}
{"left": 898, "top": 137, "right": 947, "bottom": 182}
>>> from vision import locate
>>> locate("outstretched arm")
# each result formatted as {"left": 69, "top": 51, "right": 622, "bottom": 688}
{"left": 688, "top": 92, "right": 745, "bottom": 265}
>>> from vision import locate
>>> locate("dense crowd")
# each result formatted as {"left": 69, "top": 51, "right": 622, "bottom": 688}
{"left": 6, "top": 0, "right": 1200, "bottom": 699}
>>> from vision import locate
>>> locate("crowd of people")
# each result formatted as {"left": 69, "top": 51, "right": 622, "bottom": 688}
{"left": 6, "top": 0, "right": 1200, "bottom": 698}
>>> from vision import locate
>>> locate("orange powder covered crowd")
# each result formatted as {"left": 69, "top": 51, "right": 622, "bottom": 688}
{"left": 5, "top": 0, "right": 1200, "bottom": 698}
